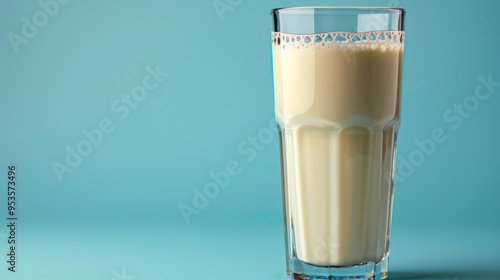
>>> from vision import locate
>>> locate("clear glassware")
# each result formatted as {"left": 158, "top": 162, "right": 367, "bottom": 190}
{"left": 271, "top": 7, "right": 405, "bottom": 280}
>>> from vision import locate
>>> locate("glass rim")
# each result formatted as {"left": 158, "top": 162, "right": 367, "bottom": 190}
{"left": 271, "top": 6, "right": 405, "bottom": 14}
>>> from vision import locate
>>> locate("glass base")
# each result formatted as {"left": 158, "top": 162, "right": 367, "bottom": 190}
{"left": 286, "top": 256, "right": 389, "bottom": 280}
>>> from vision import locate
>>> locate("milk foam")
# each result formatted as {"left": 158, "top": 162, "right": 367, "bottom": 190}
{"left": 272, "top": 31, "right": 404, "bottom": 51}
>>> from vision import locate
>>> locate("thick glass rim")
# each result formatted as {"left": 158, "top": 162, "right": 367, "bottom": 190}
{"left": 271, "top": 6, "right": 405, "bottom": 33}
{"left": 271, "top": 6, "right": 405, "bottom": 14}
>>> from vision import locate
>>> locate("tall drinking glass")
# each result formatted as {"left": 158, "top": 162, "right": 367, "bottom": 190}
{"left": 271, "top": 7, "right": 405, "bottom": 280}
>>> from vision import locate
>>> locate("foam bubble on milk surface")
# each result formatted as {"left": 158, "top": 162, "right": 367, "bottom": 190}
{"left": 272, "top": 31, "right": 404, "bottom": 52}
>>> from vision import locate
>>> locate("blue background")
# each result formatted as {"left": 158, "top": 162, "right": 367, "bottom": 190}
{"left": 1, "top": 0, "right": 499, "bottom": 279}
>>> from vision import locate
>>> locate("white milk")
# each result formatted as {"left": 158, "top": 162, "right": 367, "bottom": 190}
{"left": 273, "top": 31, "right": 404, "bottom": 267}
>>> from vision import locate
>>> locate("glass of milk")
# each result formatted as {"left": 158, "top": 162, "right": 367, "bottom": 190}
{"left": 271, "top": 7, "right": 406, "bottom": 280}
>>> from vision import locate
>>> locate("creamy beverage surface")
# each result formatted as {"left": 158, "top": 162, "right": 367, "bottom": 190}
{"left": 272, "top": 31, "right": 404, "bottom": 267}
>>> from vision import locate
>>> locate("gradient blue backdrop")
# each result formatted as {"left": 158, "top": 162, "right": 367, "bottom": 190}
{"left": 0, "top": 0, "right": 499, "bottom": 279}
